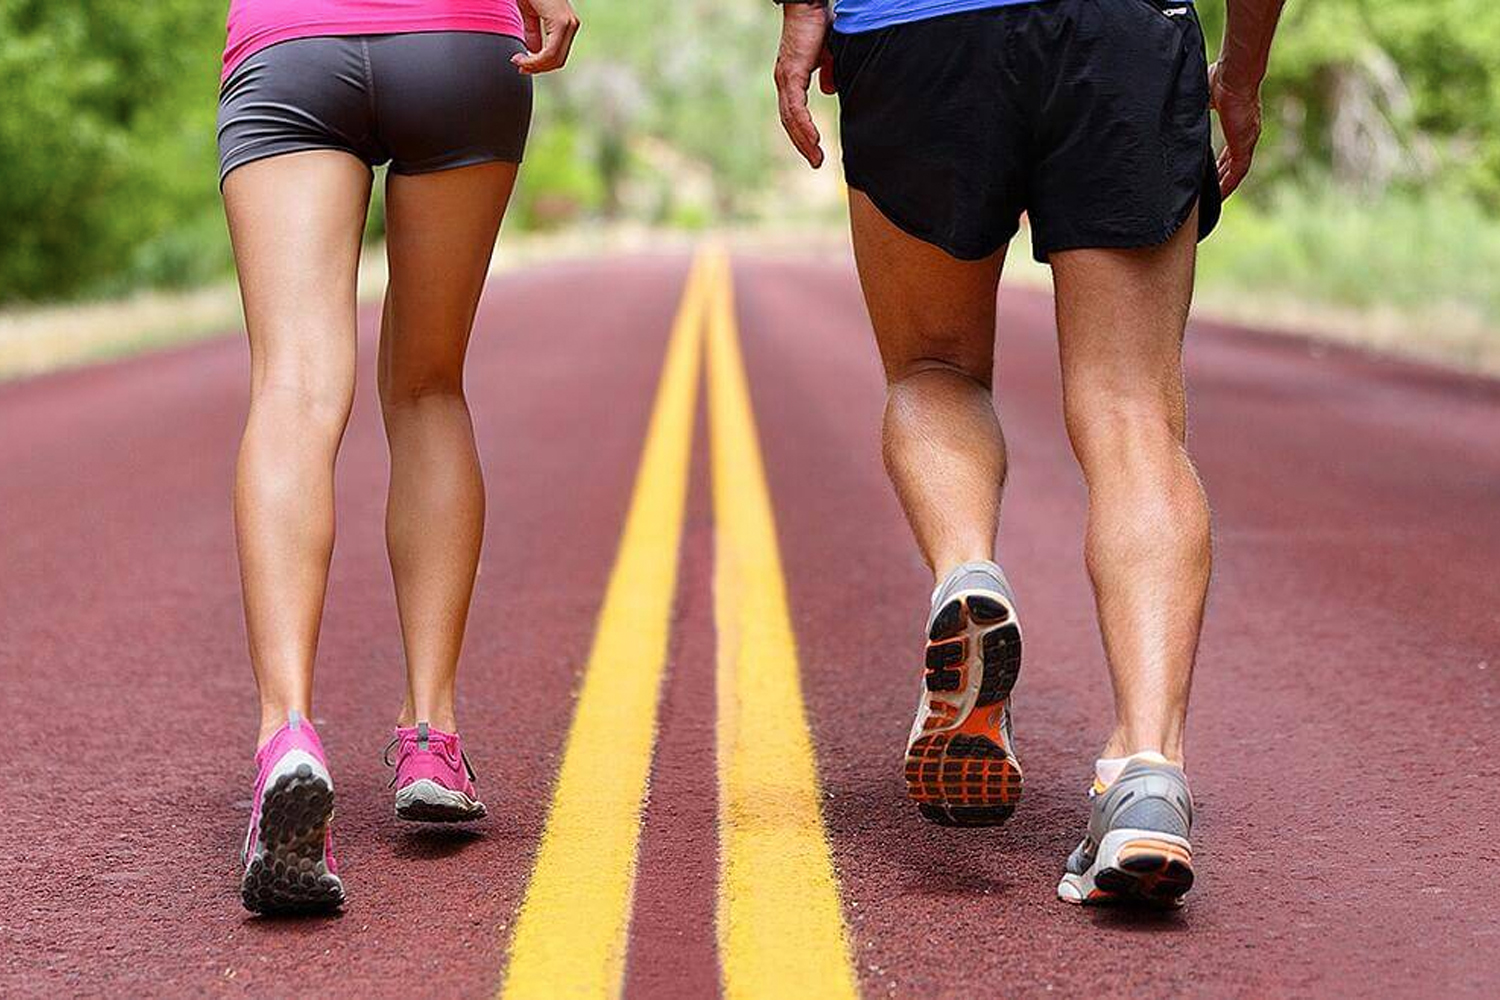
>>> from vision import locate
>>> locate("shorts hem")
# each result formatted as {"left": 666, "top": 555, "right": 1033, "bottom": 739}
{"left": 1032, "top": 217, "right": 1194, "bottom": 263}
{"left": 219, "top": 144, "right": 374, "bottom": 188}
{"left": 845, "top": 173, "right": 1014, "bottom": 262}
{"left": 1033, "top": 169, "right": 1219, "bottom": 263}
{"left": 390, "top": 150, "right": 525, "bottom": 176}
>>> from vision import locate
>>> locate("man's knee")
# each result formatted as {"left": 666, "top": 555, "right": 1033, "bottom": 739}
{"left": 1064, "top": 383, "right": 1184, "bottom": 468}
{"left": 884, "top": 339, "right": 993, "bottom": 390}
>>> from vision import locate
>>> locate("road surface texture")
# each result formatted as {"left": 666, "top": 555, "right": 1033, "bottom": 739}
{"left": 2, "top": 250, "right": 1497, "bottom": 998}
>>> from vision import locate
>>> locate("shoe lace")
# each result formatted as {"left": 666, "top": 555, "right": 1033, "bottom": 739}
{"left": 383, "top": 736, "right": 400, "bottom": 787}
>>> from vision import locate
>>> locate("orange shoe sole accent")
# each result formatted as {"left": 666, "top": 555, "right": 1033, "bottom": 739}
{"left": 1117, "top": 840, "right": 1194, "bottom": 869}
{"left": 904, "top": 732, "right": 1022, "bottom": 826}
{"left": 907, "top": 593, "right": 1023, "bottom": 827}
{"left": 1097, "top": 842, "right": 1196, "bottom": 902}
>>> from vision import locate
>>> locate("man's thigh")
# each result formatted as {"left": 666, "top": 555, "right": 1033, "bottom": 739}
{"left": 848, "top": 190, "right": 1006, "bottom": 384}
{"left": 1050, "top": 205, "right": 1200, "bottom": 435}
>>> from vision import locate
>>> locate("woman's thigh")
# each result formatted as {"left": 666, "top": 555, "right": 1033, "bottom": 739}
{"left": 223, "top": 151, "right": 372, "bottom": 403}
{"left": 379, "top": 162, "right": 519, "bottom": 391}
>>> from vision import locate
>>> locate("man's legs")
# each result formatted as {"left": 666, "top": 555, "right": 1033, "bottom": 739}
{"left": 848, "top": 192, "right": 1007, "bottom": 574}
{"left": 1051, "top": 215, "right": 1204, "bottom": 906}
{"left": 1050, "top": 209, "right": 1209, "bottom": 766}
{"left": 849, "top": 191, "right": 1026, "bottom": 826}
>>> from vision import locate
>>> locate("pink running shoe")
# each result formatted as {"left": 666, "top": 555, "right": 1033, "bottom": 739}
{"left": 241, "top": 711, "right": 344, "bottom": 913}
{"left": 388, "top": 722, "right": 487, "bottom": 822}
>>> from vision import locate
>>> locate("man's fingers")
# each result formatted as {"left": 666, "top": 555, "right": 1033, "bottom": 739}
{"left": 817, "top": 48, "right": 837, "bottom": 95}
{"left": 1210, "top": 88, "right": 1261, "bottom": 198}
{"left": 1216, "top": 147, "right": 1251, "bottom": 198}
{"left": 776, "top": 67, "right": 824, "bottom": 168}
{"left": 1222, "top": 161, "right": 1249, "bottom": 198}
{"left": 780, "top": 102, "right": 824, "bottom": 168}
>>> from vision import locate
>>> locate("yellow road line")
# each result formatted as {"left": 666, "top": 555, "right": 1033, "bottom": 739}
{"left": 705, "top": 249, "right": 861, "bottom": 1000}
{"left": 501, "top": 253, "right": 709, "bottom": 1000}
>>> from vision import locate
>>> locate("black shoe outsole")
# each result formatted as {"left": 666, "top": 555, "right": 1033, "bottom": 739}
{"left": 1093, "top": 857, "right": 1195, "bottom": 905}
{"left": 241, "top": 765, "right": 344, "bottom": 915}
{"left": 923, "top": 598, "right": 1021, "bottom": 708}
{"left": 908, "top": 593, "right": 1024, "bottom": 827}
{"left": 395, "top": 801, "right": 488, "bottom": 824}
{"left": 917, "top": 800, "right": 1020, "bottom": 827}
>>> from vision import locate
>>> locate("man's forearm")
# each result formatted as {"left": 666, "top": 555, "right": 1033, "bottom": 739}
{"left": 1218, "top": 0, "right": 1286, "bottom": 94}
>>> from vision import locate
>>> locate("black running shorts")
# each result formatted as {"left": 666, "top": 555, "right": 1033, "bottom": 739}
{"left": 830, "top": 0, "right": 1222, "bottom": 262}
{"left": 217, "top": 31, "right": 532, "bottom": 184}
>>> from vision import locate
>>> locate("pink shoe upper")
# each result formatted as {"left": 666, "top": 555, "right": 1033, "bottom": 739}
{"left": 390, "top": 723, "right": 478, "bottom": 798}
{"left": 253, "top": 713, "right": 329, "bottom": 790}
{"left": 245, "top": 711, "right": 338, "bottom": 871}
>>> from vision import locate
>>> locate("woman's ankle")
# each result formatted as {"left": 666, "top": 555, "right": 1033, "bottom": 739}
{"left": 257, "top": 703, "right": 310, "bottom": 749}
{"left": 397, "top": 701, "right": 458, "bottom": 734}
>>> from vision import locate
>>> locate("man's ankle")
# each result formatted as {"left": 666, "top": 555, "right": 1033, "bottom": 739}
{"left": 1100, "top": 731, "right": 1184, "bottom": 767}
{"left": 932, "top": 553, "right": 998, "bottom": 583}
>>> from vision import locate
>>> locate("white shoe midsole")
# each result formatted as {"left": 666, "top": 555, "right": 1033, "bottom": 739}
{"left": 395, "top": 778, "right": 485, "bottom": 816}
{"left": 908, "top": 587, "right": 1023, "bottom": 747}
{"left": 1057, "top": 828, "right": 1193, "bottom": 902}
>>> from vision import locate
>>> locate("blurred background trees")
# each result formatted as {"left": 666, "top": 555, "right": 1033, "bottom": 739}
{"left": 1, "top": 0, "right": 1498, "bottom": 318}
{"left": 0, "top": 0, "right": 223, "bottom": 301}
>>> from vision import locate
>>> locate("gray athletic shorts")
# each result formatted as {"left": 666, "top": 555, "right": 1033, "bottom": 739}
{"left": 217, "top": 31, "right": 532, "bottom": 184}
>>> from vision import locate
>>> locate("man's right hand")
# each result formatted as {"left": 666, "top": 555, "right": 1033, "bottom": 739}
{"left": 1210, "top": 0, "right": 1285, "bottom": 198}
{"left": 774, "top": 3, "right": 836, "bottom": 169}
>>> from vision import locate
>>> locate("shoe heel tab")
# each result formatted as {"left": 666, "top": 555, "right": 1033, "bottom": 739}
{"left": 417, "top": 721, "right": 429, "bottom": 751}
{"left": 287, "top": 709, "right": 304, "bottom": 732}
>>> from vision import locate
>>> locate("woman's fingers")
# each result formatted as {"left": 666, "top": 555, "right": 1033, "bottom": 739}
{"left": 511, "top": 8, "right": 579, "bottom": 74}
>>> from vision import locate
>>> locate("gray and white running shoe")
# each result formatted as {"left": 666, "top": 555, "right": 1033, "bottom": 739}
{"left": 1057, "top": 753, "right": 1195, "bottom": 906}
{"left": 904, "top": 560, "right": 1024, "bottom": 826}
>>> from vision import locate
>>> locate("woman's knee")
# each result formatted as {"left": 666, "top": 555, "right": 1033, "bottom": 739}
{"left": 250, "top": 366, "right": 354, "bottom": 434}
{"left": 378, "top": 365, "right": 465, "bottom": 410}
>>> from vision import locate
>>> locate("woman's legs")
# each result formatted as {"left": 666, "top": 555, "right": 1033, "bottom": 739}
{"left": 378, "top": 163, "right": 519, "bottom": 733}
{"left": 223, "top": 151, "right": 373, "bottom": 748}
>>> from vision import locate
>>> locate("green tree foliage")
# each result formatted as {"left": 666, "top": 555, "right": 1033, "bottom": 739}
{"left": 1198, "top": 0, "right": 1500, "bottom": 205}
{"left": 1, "top": 1, "right": 1497, "bottom": 305}
{"left": 512, "top": 1, "right": 780, "bottom": 226}
{"left": 0, "top": 0, "right": 227, "bottom": 302}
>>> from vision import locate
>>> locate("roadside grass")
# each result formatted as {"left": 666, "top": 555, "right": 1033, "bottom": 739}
{"left": 0, "top": 280, "right": 240, "bottom": 379}
{"left": 0, "top": 226, "right": 736, "bottom": 381}
{"left": 1000, "top": 185, "right": 1500, "bottom": 375}
{"left": 4, "top": 189, "right": 1499, "bottom": 381}
{"left": 1193, "top": 186, "right": 1500, "bottom": 372}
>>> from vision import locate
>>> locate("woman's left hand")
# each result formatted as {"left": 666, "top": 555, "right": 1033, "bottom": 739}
{"left": 512, "top": 0, "right": 581, "bottom": 74}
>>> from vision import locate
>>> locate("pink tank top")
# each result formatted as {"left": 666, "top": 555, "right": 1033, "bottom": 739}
{"left": 223, "top": 0, "right": 526, "bottom": 81}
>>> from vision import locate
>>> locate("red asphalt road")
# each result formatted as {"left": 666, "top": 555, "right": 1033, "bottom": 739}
{"left": 1, "top": 254, "right": 1498, "bottom": 997}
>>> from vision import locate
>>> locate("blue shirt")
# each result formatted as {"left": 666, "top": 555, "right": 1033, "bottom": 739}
{"left": 833, "top": 0, "right": 1191, "bottom": 35}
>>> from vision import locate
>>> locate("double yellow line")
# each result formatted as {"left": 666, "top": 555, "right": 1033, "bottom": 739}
{"left": 500, "top": 250, "right": 859, "bottom": 1000}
